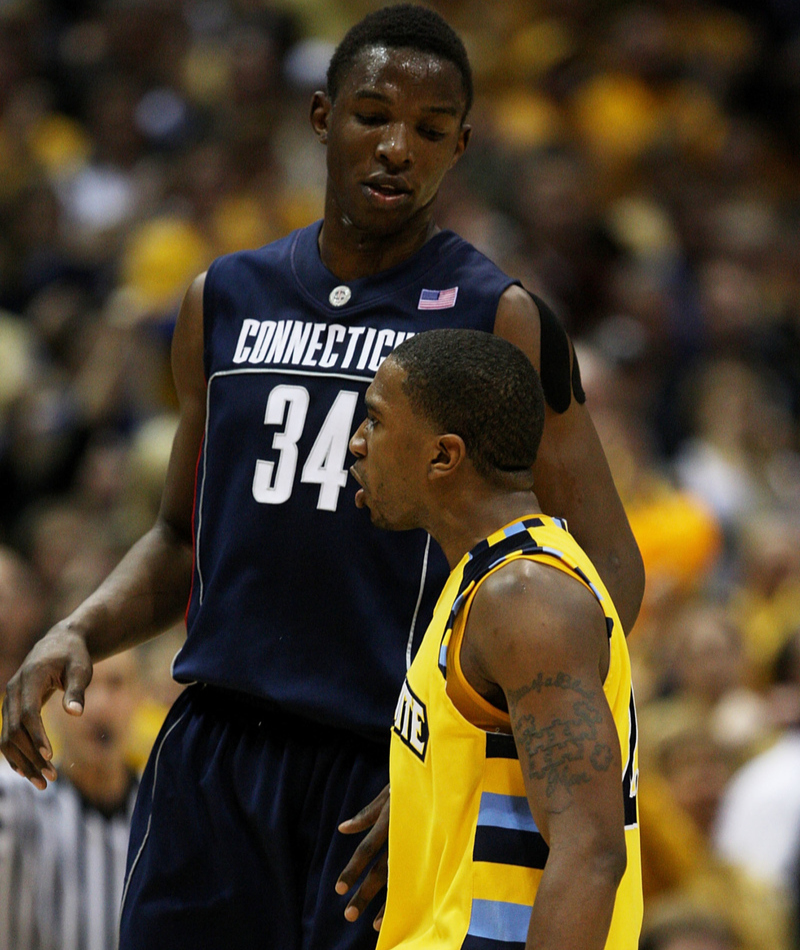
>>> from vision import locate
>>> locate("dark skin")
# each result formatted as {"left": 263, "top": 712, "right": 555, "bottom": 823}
{"left": 1, "top": 41, "right": 641, "bottom": 932}
{"left": 347, "top": 357, "right": 628, "bottom": 949}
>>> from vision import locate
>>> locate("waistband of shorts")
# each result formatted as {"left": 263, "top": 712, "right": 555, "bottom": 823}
{"left": 186, "top": 683, "right": 390, "bottom": 749}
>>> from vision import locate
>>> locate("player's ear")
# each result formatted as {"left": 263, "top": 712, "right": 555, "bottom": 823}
{"left": 311, "top": 91, "right": 331, "bottom": 143}
{"left": 429, "top": 434, "right": 466, "bottom": 479}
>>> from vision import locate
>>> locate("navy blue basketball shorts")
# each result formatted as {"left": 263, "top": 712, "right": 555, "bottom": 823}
{"left": 119, "top": 684, "right": 389, "bottom": 950}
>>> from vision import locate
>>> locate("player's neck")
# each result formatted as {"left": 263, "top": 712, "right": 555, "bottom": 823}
{"left": 318, "top": 203, "right": 438, "bottom": 280}
{"left": 432, "top": 487, "right": 542, "bottom": 570}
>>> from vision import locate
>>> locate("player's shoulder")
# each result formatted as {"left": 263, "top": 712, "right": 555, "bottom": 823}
{"left": 472, "top": 554, "right": 606, "bottom": 654}
{"left": 207, "top": 223, "right": 312, "bottom": 281}
{"left": 438, "top": 228, "right": 516, "bottom": 275}
{"left": 495, "top": 283, "right": 540, "bottom": 325}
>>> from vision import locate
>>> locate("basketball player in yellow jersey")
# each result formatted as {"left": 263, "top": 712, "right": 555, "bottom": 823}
{"left": 348, "top": 329, "right": 642, "bottom": 950}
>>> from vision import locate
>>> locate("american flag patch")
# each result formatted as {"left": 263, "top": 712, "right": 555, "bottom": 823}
{"left": 418, "top": 287, "right": 458, "bottom": 310}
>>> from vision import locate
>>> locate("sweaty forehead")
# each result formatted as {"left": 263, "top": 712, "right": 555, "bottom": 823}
{"left": 368, "top": 355, "right": 408, "bottom": 406}
{"left": 341, "top": 44, "right": 465, "bottom": 108}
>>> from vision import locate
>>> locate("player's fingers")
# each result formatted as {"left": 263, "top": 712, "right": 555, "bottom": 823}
{"left": 18, "top": 696, "right": 57, "bottom": 784}
{"left": 13, "top": 659, "right": 64, "bottom": 782}
{"left": 17, "top": 669, "right": 60, "bottom": 769}
{"left": 62, "top": 656, "right": 92, "bottom": 716}
{"left": 19, "top": 715, "right": 58, "bottom": 783}
{"left": 336, "top": 791, "right": 389, "bottom": 891}
{"left": 1, "top": 686, "right": 53, "bottom": 789}
{"left": 373, "top": 901, "right": 386, "bottom": 931}
{"left": 338, "top": 783, "right": 389, "bottom": 833}
{"left": 8, "top": 748, "right": 51, "bottom": 788}
{"left": 1, "top": 679, "right": 37, "bottom": 763}
{"left": 336, "top": 814, "right": 389, "bottom": 892}
{"left": 343, "top": 851, "right": 388, "bottom": 922}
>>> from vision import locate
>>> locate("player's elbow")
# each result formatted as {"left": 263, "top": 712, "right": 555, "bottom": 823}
{"left": 587, "top": 834, "right": 628, "bottom": 892}
{"left": 551, "top": 816, "right": 628, "bottom": 890}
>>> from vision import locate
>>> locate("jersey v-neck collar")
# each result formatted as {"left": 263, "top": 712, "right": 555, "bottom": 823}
{"left": 290, "top": 220, "right": 461, "bottom": 315}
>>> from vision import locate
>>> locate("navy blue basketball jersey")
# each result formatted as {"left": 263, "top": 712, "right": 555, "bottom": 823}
{"left": 172, "top": 221, "right": 517, "bottom": 739}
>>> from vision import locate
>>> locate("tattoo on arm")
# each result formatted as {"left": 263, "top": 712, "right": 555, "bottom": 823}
{"left": 507, "top": 673, "right": 614, "bottom": 811}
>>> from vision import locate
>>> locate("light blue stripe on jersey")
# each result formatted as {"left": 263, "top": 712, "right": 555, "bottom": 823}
{"left": 439, "top": 644, "right": 448, "bottom": 668}
{"left": 502, "top": 522, "right": 527, "bottom": 538}
{"left": 540, "top": 545, "right": 604, "bottom": 602}
{"left": 467, "top": 899, "right": 533, "bottom": 943}
{"left": 477, "top": 793, "right": 538, "bottom": 833}
{"left": 451, "top": 590, "right": 468, "bottom": 618}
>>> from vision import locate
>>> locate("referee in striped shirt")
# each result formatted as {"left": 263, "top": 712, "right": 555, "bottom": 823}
{"left": 0, "top": 653, "right": 140, "bottom": 950}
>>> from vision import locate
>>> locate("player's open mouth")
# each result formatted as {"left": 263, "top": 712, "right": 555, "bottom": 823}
{"left": 363, "top": 178, "right": 411, "bottom": 205}
{"left": 350, "top": 466, "right": 368, "bottom": 507}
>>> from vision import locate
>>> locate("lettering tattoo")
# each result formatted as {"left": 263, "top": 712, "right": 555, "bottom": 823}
{"left": 507, "top": 672, "right": 614, "bottom": 811}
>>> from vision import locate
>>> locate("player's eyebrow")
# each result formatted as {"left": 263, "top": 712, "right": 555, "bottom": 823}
{"left": 353, "top": 90, "right": 391, "bottom": 104}
{"left": 364, "top": 390, "right": 388, "bottom": 420}
{"left": 421, "top": 104, "right": 460, "bottom": 117}
{"left": 353, "top": 90, "right": 460, "bottom": 117}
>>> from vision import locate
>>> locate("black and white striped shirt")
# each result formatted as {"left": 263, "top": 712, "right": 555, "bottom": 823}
{"left": 0, "top": 764, "right": 137, "bottom": 950}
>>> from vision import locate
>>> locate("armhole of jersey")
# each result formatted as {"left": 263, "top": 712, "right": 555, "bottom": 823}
{"left": 446, "top": 551, "right": 609, "bottom": 731}
{"left": 201, "top": 258, "right": 219, "bottom": 381}
{"left": 446, "top": 572, "right": 512, "bottom": 734}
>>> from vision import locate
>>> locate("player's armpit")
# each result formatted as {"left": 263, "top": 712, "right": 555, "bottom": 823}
{"left": 493, "top": 288, "right": 645, "bottom": 635}
{"left": 159, "top": 272, "right": 208, "bottom": 542}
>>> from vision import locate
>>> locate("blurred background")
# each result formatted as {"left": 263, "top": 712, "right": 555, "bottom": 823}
{"left": 0, "top": 0, "right": 798, "bottom": 948}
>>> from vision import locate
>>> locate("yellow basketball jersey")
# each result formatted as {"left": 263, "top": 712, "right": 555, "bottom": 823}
{"left": 377, "top": 515, "right": 642, "bottom": 950}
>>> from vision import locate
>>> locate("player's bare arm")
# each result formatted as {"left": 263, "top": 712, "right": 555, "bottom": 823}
{"left": 0, "top": 275, "right": 208, "bottom": 790}
{"left": 493, "top": 286, "right": 645, "bottom": 635}
{"left": 462, "top": 558, "right": 627, "bottom": 950}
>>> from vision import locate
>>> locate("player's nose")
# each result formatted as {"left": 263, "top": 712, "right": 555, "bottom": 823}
{"left": 349, "top": 420, "right": 367, "bottom": 457}
{"left": 376, "top": 122, "right": 412, "bottom": 170}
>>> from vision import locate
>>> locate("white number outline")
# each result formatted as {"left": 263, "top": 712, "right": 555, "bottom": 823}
{"left": 252, "top": 385, "right": 310, "bottom": 505}
{"left": 251, "top": 383, "right": 360, "bottom": 513}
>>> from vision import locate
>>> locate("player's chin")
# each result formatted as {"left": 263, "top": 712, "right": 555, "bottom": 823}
{"left": 370, "top": 508, "right": 412, "bottom": 533}
{"left": 367, "top": 507, "right": 393, "bottom": 531}
{"left": 353, "top": 201, "right": 418, "bottom": 235}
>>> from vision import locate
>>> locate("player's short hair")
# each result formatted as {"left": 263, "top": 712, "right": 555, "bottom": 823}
{"left": 390, "top": 329, "right": 545, "bottom": 480}
{"left": 327, "top": 4, "right": 473, "bottom": 116}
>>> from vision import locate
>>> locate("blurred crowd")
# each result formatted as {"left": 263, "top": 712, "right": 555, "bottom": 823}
{"left": 0, "top": 1, "right": 799, "bottom": 948}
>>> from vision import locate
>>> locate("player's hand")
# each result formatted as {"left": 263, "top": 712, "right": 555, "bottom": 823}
{"left": 336, "top": 783, "right": 390, "bottom": 930}
{"left": 1, "top": 625, "right": 93, "bottom": 789}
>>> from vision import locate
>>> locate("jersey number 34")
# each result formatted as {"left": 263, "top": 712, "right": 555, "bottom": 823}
{"left": 252, "top": 384, "right": 359, "bottom": 512}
